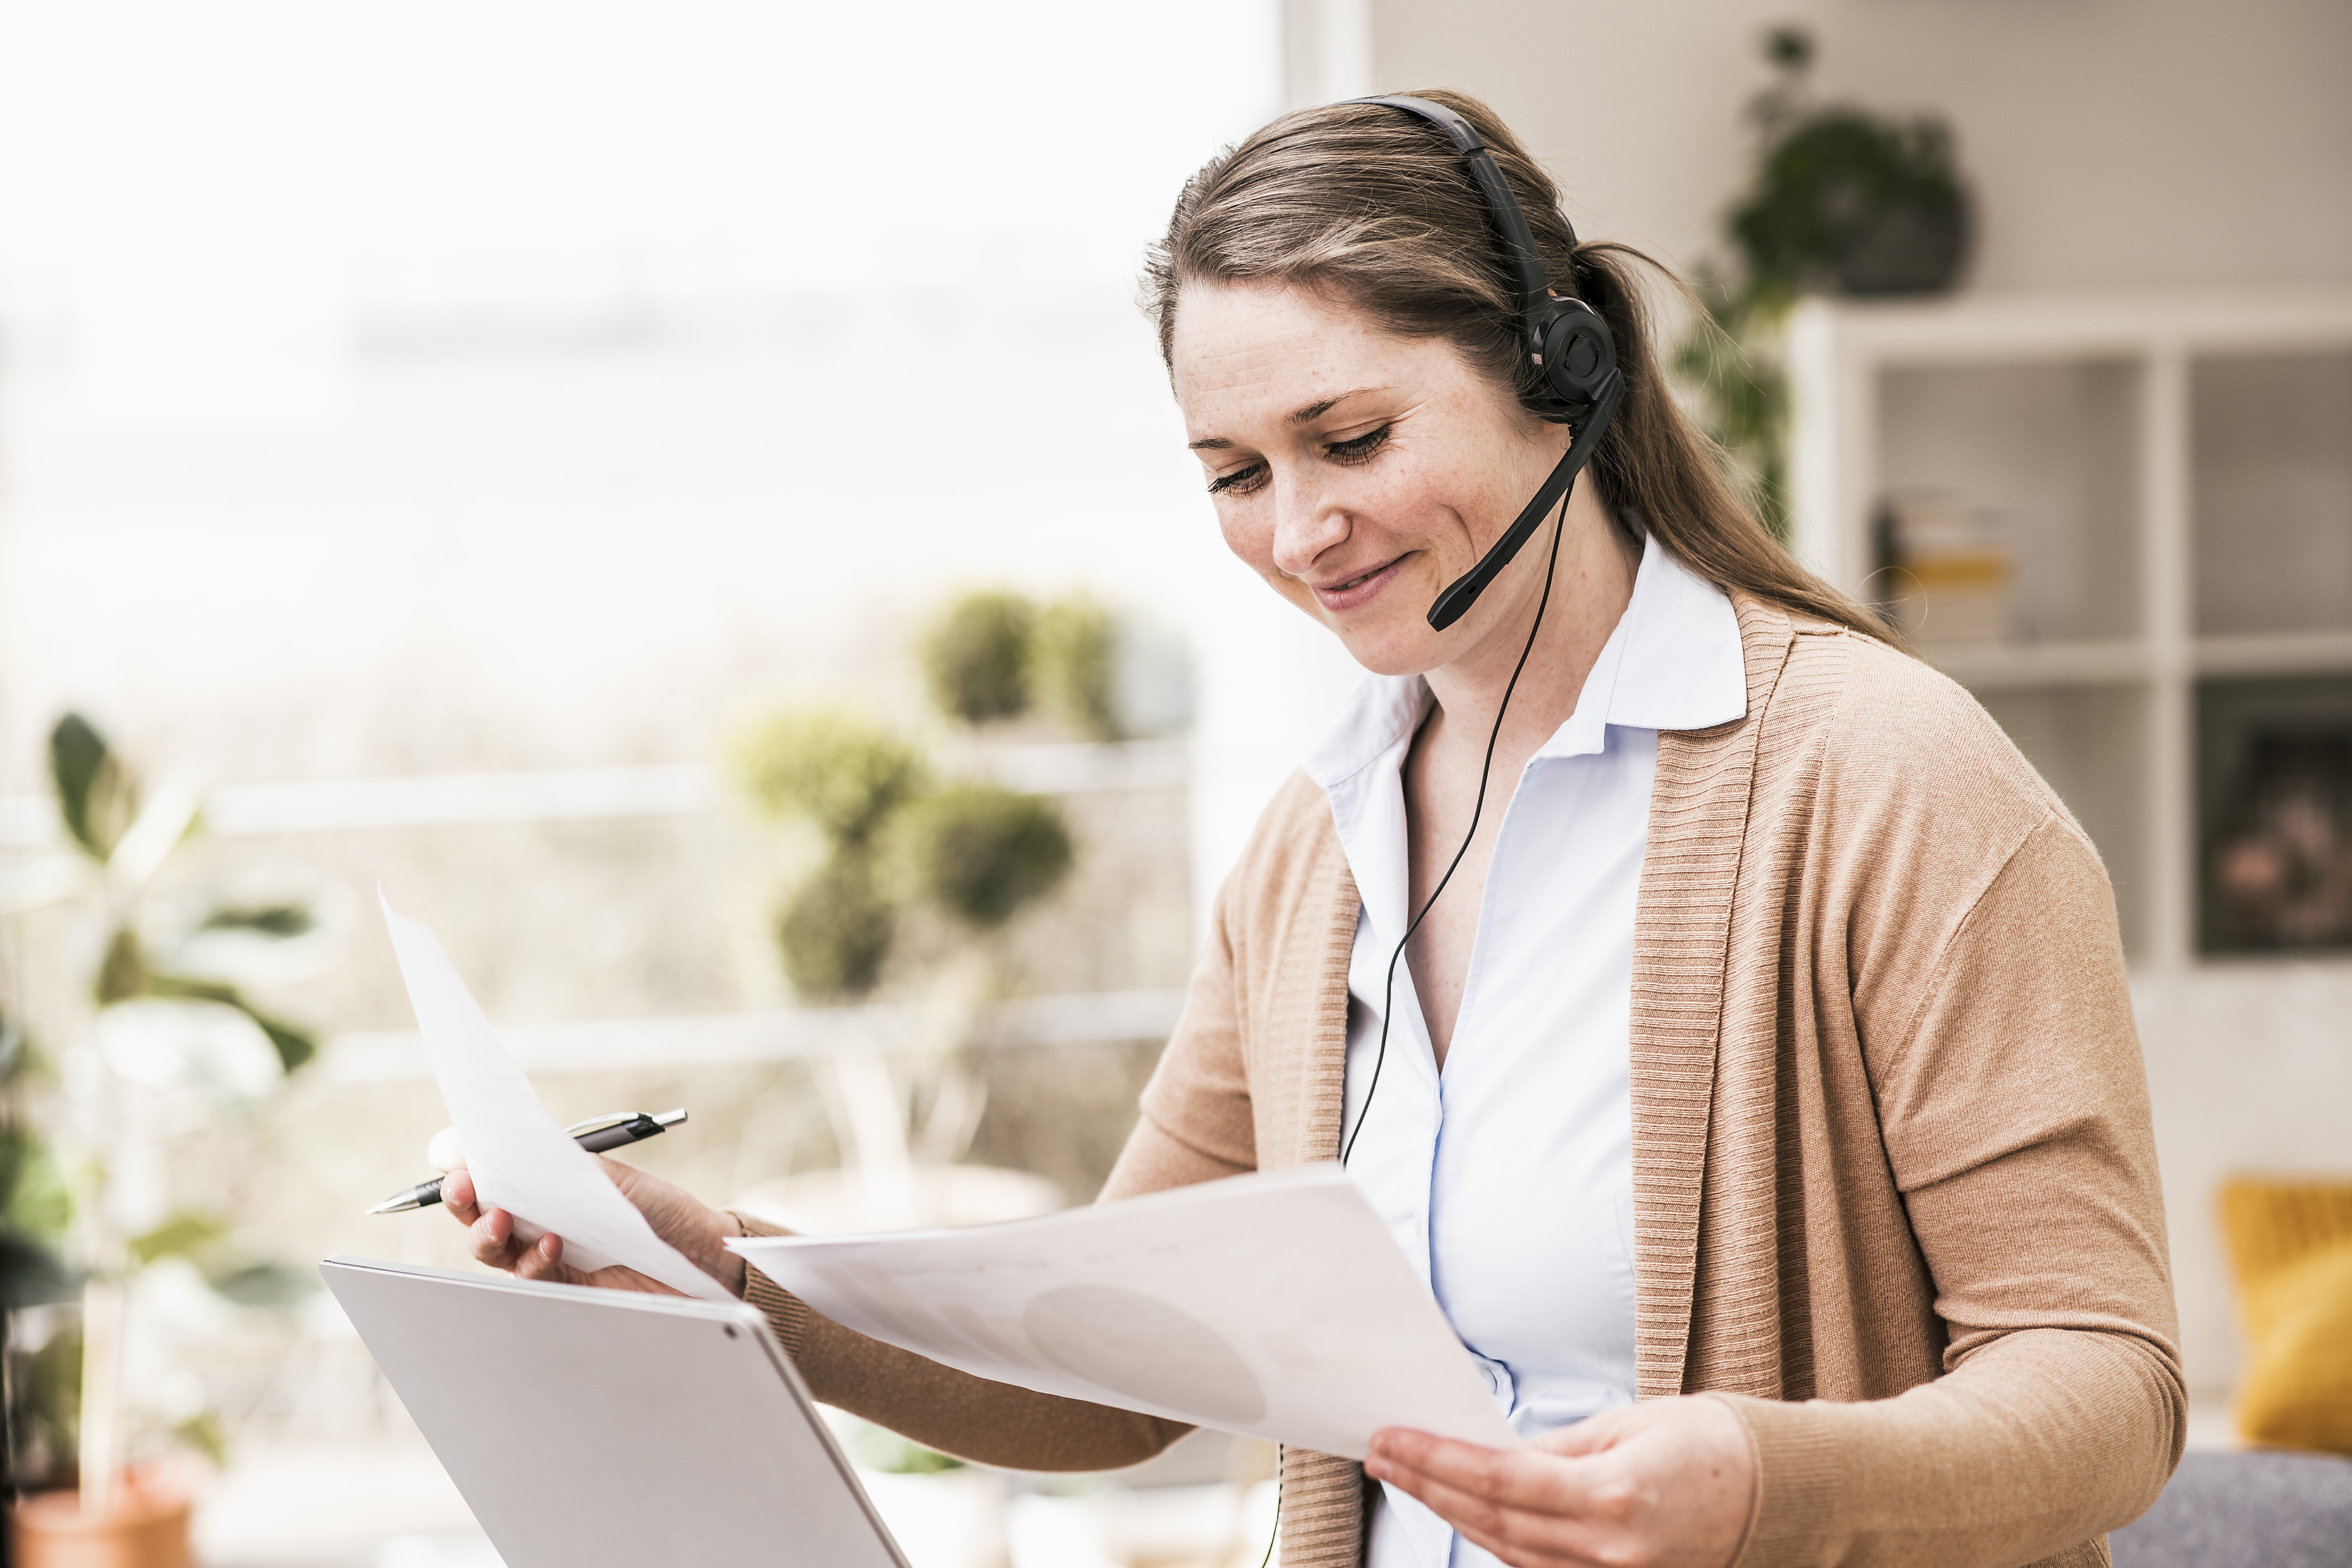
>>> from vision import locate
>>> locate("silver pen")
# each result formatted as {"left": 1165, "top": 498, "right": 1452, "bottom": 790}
{"left": 366, "top": 1109, "right": 688, "bottom": 1215}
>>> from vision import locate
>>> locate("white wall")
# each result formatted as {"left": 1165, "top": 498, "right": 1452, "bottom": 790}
{"left": 1368, "top": 0, "right": 2352, "bottom": 291}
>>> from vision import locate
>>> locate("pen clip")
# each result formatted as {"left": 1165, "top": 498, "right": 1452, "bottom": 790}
{"left": 561, "top": 1112, "right": 645, "bottom": 1138}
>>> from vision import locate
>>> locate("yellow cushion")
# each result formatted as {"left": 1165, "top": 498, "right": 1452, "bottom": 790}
{"left": 2221, "top": 1180, "right": 2352, "bottom": 1454}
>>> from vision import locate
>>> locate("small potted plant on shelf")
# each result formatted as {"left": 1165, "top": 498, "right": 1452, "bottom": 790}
{"left": 1675, "top": 26, "right": 1975, "bottom": 539}
{"left": 4, "top": 715, "right": 325, "bottom": 1568}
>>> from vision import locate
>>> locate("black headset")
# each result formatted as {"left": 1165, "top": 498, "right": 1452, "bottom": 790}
{"left": 1347, "top": 96, "right": 1628, "bottom": 632}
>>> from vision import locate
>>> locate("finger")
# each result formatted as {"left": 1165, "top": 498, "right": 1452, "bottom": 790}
{"left": 514, "top": 1232, "right": 585, "bottom": 1285}
{"left": 427, "top": 1127, "right": 466, "bottom": 1172}
{"left": 468, "top": 1206, "right": 518, "bottom": 1269}
{"left": 1369, "top": 1431, "right": 1586, "bottom": 1515}
{"left": 444, "top": 1169, "right": 481, "bottom": 1226}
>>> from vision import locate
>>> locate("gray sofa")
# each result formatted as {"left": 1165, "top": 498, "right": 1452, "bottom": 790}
{"left": 2111, "top": 1450, "right": 2352, "bottom": 1568}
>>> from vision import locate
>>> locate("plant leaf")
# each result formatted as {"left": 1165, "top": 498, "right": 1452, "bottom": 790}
{"left": 172, "top": 1412, "right": 230, "bottom": 1467}
{"left": 128, "top": 1211, "right": 228, "bottom": 1267}
{"left": 49, "top": 712, "right": 136, "bottom": 863}
{"left": 902, "top": 783, "right": 1074, "bottom": 929}
{"left": 94, "top": 927, "right": 149, "bottom": 1006}
{"left": 921, "top": 591, "right": 1036, "bottom": 724}
{"left": 249, "top": 1012, "right": 317, "bottom": 1074}
{"left": 141, "top": 976, "right": 319, "bottom": 1075}
{"left": 0, "top": 1227, "right": 77, "bottom": 1309}
{"left": 197, "top": 903, "right": 315, "bottom": 939}
{"left": 206, "top": 1260, "right": 313, "bottom": 1309}
{"left": 732, "top": 709, "right": 928, "bottom": 846}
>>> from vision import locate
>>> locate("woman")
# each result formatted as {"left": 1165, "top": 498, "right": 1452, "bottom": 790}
{"left": 444, "top": 91, "right": 2181, "bottom": 1568}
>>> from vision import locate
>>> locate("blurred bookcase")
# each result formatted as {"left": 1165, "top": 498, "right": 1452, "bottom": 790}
{"left": 1787, "top": 290, "right": 2352, "bottom": 970}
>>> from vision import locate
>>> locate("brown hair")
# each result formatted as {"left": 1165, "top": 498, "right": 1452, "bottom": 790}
{"left": 1141, "top": 88, "right": 1899, "bottom": 645}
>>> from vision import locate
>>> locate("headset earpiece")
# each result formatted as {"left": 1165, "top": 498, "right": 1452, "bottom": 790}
{"left": 1529, "top": 296, "right": 1616, "bottom": 422}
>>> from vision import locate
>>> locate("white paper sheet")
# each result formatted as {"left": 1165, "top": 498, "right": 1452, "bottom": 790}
{"left": 727, "top": 1164, "right": 1516, "bottom": 1459}
{"left": 381, "top": 896, "right": 733, "bottom": 1303}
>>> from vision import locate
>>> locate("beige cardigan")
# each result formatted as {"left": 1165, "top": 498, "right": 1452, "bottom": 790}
{"left": 741, "top": 596, "right": 2184, "bottom": 1568}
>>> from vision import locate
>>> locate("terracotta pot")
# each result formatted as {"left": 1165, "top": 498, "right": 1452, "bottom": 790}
{"left": 9, "top": 1483, "right": 192, "bottom": 1568}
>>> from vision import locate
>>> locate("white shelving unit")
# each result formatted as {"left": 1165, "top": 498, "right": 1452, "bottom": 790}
{"left": 1786, "top": 289, "right": 2352, "bottom": 970}
{"left": 1787, "top": 289, "right": 2352, "bottom": 1397}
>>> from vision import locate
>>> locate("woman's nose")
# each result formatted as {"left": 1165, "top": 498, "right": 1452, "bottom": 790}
{"left": 1269, "top": 479, "right": 1350, "bottom": 578}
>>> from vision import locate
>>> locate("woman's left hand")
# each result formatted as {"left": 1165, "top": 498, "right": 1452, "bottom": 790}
{"left": 1363, "top": 1394, "right": 1756, "bottom": 1568}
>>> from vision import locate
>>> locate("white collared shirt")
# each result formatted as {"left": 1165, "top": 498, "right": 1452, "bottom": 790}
{"left": 1301, "top": 537, "right": 1747, "bottom": 1568}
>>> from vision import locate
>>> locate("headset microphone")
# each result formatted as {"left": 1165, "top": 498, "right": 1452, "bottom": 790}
{"left": 1425, "top": 374, "right": 1623, "bottom": 630}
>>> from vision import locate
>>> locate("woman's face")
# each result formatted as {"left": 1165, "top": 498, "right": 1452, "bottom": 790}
{"left": 1170, "top": 277, "right": 1572, "bottom": 677}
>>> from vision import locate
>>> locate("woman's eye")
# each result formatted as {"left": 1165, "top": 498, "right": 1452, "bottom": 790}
{"left": 1325, "top": 424, "right": 1392, "bottom": 464}
{"left": 1206, "top": 462, "right": 1267, "bottom": 497}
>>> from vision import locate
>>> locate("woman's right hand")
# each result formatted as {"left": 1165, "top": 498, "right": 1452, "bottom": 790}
{"left": 433, "top": 1132, "right": 749, "bottom": 1299}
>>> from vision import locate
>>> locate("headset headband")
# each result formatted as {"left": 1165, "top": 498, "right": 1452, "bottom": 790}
{"left": 1347, "top": 95, "right": 1580, "bottom": 370}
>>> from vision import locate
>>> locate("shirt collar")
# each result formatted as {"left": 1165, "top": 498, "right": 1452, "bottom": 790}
{"left": 1539, "top": 531, "right": 1748, "bottom": 758}
{"left": 1303, "top": 533, "right": 1747, "bottom": 791}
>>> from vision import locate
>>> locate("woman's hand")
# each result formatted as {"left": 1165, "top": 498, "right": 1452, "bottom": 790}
{"left": 1363, "top": 1394, "right": 1756, "bottom": 1568}
{"left": 433, "top": 1132, "right": 748, "bottom": 1299}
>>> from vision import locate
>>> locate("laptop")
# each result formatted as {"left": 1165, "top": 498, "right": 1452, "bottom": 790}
{"left": 321, "top": 1255, "right": 910, "bottom": 1568}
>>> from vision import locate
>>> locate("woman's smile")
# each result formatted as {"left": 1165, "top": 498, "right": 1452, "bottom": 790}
{"left": 1309, "top": 553, "right": 1411, "bottom": 612}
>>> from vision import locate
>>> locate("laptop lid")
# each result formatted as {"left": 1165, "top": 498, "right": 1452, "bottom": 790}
{"left": 321, "top": 1255, "right": 908, "bottom": 1568}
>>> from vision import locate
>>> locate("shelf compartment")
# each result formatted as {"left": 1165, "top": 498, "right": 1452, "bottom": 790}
{"left": 2191, "top": 349, "right": 2352, "bottom": 639}
{"left": 1974, "top": 681, "right": 2154, "bottom": 958}
{"left": 2194, "top": 672, "right": 2352, "bottom": 958}
{"left": 1875, "top": 359, "right": 2143, "bottom": 646}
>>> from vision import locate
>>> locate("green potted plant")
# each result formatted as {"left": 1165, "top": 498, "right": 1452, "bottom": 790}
{"left": 5, "top": 715, "right": 323, "bottom": 1567}
{"left": 1730, "top": 27, "right": 1971, "bottom": 301}
{"left": 1675, "top": 27, "right": 1974, "bottom": 537}
{"left": 731, "top": 590, "right": 1095, "bottom": 1234}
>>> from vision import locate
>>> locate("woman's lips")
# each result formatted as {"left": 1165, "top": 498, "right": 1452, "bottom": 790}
{"left": 1309, "top": 554, "right": 1407, "bottom": 613}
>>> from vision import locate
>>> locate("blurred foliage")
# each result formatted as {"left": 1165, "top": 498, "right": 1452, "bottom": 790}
{"left": 1730, "top": 25, "right": 1967, "bottom": 302}
{"left": 1675, "top": 25, "right": 1968, "bottom": 545}
{"left": 0, "top": 1012, "right": 74, "bottom": 1312}
{"left": 17, "top": 713, "right": 328, "bottom": 1487}
{"left": 172, "top": 1412, "right": 228, "bottom": 1468}
{"left": 734, "top": 710, "right": 928, "bottom": 847}
{"left": 1033, "top": 596, "right": 1122, "bottom": 742}
{"left": 921, "top": 591, "right": 1035, "bottom": 724}
{"left": 204, "top": 1260, "right": 313, "bottom": 1310}
{"left": 1731, "top": 110, "right": 1964, "bottom": 299}
{"left": 777, "top": 850, "right": 899, "bottom": 1001}
{"left": 52, "top": 714, "right": 321, "bottom": 1072}
{"left": 143, "top": 971, "right": 317, "bottom": 1074}
{"left": 9, "top": 1320, "right": 83, "bottom": 1490}
{"left": 1671, "top": 266, "right": 1791, "bottom": 542}
{"left": 126, "top": 1212, "right": 228, "bottom": 1269}
{"left": 901, "top": 783, "right": 1074, "bottom": 931}
{"left": 49, "top": 712, "right": 138, "bottom": 863}
{"left": 198, "top": 903, "right": 315, "bottom": 938}
{"left": 740, "top": 590, "right": 1108, "bottom": 1001}
{"left": 840, "top": 1416, "right": 965, "bottom": 1474}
